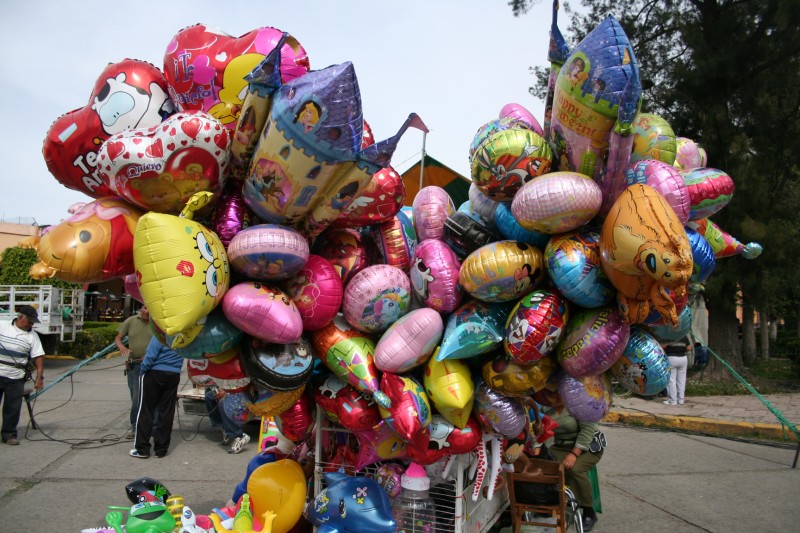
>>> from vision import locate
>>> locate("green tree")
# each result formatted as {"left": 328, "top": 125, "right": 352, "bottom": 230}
{"left": 0, "top": 247, "right": 78, "bottom": 289}
{"left": 514, "top": 0, "right": 800, "bottom": 369}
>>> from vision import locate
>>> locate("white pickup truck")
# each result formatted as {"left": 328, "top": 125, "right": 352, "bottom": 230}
{"left": 0, "top": 285, "right": 84, "bottom": 353}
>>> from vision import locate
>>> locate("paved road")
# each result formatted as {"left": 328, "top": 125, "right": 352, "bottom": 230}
{"left": 0, "top": 357, "right": 798, "bottom": 532}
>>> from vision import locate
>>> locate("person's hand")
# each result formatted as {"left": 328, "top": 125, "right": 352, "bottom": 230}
{"left": 531, "top": 447, "right": 542, "bottom": 457}
{"left": 214, "top": 389, "right": 227, "bottom": 401}
{"left": 563, "top": 452, "right": 578, "bottom": 470}
{"left": 34, "top": 375, "right": 44, "bottom": 391}
{"left": 120, "top": 347, "right": 131, "bottom": 358}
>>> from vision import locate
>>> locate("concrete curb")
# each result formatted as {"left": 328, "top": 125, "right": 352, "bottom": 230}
{"left": 605, "top": 409, "right": 799, "bottom": 442}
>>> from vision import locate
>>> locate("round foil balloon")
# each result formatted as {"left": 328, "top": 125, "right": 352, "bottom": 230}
{"left": 557, "top": 307, "right": 630, "bottom": 377}
{"left": 227, "top": 224, "right": 309, "bottom": 280}
{"left": 482, "top": 352, "right": 557, "bottom": 397}
{"left": 469, "top": 117, "right": 533, "bottom": 159}
{"left": 164, "top": 24, "right": 310, "bottom": 125}
{"left": 247, "top": 459, "right": 308, "bottom": 533}
{"left": 31, "top": 198, "right": 142, "bottom": 283}
{"left": 511, "top": 171, "right": 602, "bottom": 234}
{"left": 342, "top": 265, "right": 411, "bottom": 333}
{"left": 685, "top": 227, "right": 716, "bottom": 283}
{"left": 134, "top": 210, "right": 229, "bottom": 348}
{"left": 410, "top": 239, "right": 462, "bottom": 313}
{"left": 97, "top": 111, "right": 230, "bottom": 214}
{"left": 558, "top": 373, "right": 612, "bottom": 423}
{"left": 312, "top": 227, "right": 372, "bottom": 286}
{"left": 647, "top": 305, "right": 693, "bottom": 343}
{"left": 473, "top": 381, "right": 527, "bottom": 438}
{"left": 333, "top": 166, "right": 405, "bottom": 227}
{"left": 611, "top": 327, "right": 670, "bottom": 395}
{"left": 499, "top": 102, "right": 544, "bottom": 135}
{"left": 600, "top": 184, "right": 693, "bottom": 326}
{"left": 186, "top": 348, "right": 250, "bottom": 392}
{"left": 470, "top": 128, "right": 553, "bottom": 201}
{"left": 437, "top": 300, "right": 513, "bottom": 361}
{"left": 371, "top": 210, "right": 417, "bottom": 272}
{"left": 378, "top": 373, "right": 432, "bottom": 442}
{"left": 240, "top": 336, "right": 314, "bottom": 391}
{"left": 43, "top": 58, "right": 173, "bottom": 199}
{"left": 374, "top": 308, "right": 443, "bottom": 373}
{"left": 314, "top": 374, "right": 381, "bottom": 431}
{"left": 423, "top": 354, "right": 474, "bottom": 429}
{"left": 680, "top": 167, "right": 735, "bottom": 221}
{"left": 624, "top": 160, "right": 691, "bottom": 225}
{"left": 408, "top": 415, "right": 483, "bottom": 466}
{"left": 493, "top": 202, "right": 550, "bottom": 249}
{"left": 673, "top": 137, "right": 704, "bottom": 171}
{"left": 504, "top": 289, "right": 569, "bottom": 365}
{"left": 459, "top": 241, "right": 546, "bottom": 303}
{"left": 413, "top": 186, "right": 455, "bottom": 241}
{"left": 123, "top": 273, "right": 143, "bottom": 303}
{"left": 285, "top": 254, "right": 344, "bottom": 331}
{"left": 629, "top": 113, "right": 677, "bottom": 165}
{"left": 310, "top": 315, "right": 390, "bottom": 408}
{"left": 213, "top": 188, "right": 252, "bottom": 247}
{"left": 545, "top": 230, "right": 615, "bottom": 308}
{"left": 222, "top": 281, "right": 303, "bottom": 344}
{"left": 170, "top": 307, "right": 244, "bottom": 359}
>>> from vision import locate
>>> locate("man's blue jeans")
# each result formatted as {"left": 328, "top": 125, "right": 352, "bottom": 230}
{"left": 204, "top": 388, "right": 243, "bottom": 440}
{"left": 0, "top": 375, "right": 25, "bottom": 441}
{"left": 127, "top": 361, "right": 141, "bottom": 430}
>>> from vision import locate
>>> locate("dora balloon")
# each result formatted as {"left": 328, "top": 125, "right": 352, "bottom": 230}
{"left": 28, "top": 197, "right": 143, "bottom": 283}
{"left": 600, "top": 184, "right": 692, "bottom": 326}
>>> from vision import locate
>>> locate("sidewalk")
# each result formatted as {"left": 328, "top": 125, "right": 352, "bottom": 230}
{"left": 607, "top": 391, "right": 800, "bottom": 442}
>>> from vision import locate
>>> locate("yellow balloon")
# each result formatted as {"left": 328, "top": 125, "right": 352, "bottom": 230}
{"left": 458, "top": 240, "right": 545, "bottom": 302}
{"left": 133, "top": 210, "right": 230, "bottom": 348}
{"left": 247, "top": 459, "right": 307, "bottom": 533}
{"left": 482, "top": 353, "right": 556, "bottom": 396}
{"left": 423, "top": 352, "right": 473, "bottom": 428}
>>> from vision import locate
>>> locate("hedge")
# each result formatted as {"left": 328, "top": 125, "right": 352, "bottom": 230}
{"left": 56, "top": 323, "right": 120, "bottom": 359}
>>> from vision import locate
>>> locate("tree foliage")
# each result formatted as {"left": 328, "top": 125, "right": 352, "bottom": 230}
{"left": 513, "top": 0, "right": 800, "bottom": 362}
{"left": 0, "top": 247, "right": 78, "bottom": 289}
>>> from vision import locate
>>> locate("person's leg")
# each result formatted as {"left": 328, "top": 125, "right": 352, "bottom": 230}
{"left": 0, "top": 377, "right": 24, "bottom": 442}
{"left": 676, "top": 356, "right": 688, "bottom": 404}
{"left": 127, "top": 364, "right": 140, "bottom": 432}
{"left": 218, "top": 395, "right": 244, "bottom": 440}
{"left": 133, "top": 373, "right": 156, "bottom": 455}
{"left": 666, "top": 357, "right": 678, "bottom": 404}
{"left": 152, "top": 371, "right": 180, "bottom": 457}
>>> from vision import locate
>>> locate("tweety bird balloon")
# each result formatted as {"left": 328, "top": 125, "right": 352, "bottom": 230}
{"left": 134, "top": 192, "right": 230, "bottom": 347}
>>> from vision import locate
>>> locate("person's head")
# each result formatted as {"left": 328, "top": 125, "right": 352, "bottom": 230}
{"left": 139, "top": 305, "right": 149, "bottom": 322}
{"left": 16, "top": 305, "right": 40, "bottom": 332}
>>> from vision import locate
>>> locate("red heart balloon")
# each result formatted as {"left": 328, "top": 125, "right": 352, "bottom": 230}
{"left": 97, "top": 111, "right": 229, "bottom": 213}
{"left": 186, "top": 349, "right": 250, "bottom": 392}
{"left": 163, "top": 24, "right": 310, "bottom": 129}
{"left": 43, "top": 59, "right": 174, "bottom": 199}
{"left": 314, "top": 374, "right": 381, "bottom": 432}
{"left": 332, "top": 166, "right": 406, "bottom": 228}
{"left": 407, "top": 415, "right": 483, "bottom": 465}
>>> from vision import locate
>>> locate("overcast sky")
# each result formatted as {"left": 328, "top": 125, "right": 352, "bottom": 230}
{"left": 1, "top": 0, "right": 553, "bottom": 226}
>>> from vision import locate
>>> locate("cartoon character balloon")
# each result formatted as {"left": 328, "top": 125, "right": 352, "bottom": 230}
{"left": 482, "top": 353, "right": 557, "bottom": 397}
{"left": 312, "top": 227, "right": 372, "bottom": 286}
{"left": 240, "top": 336, "right": 314, "bottom": 391}
{"left": 459, "top": 241, "right": 546, "bottom": 303}
{"left": 629, "top": 113, "right": 677, "bottom": 165}
{"left": 170, "top": 307, "right": 244, "bottom": 359}
{"left": 557, "top": 307, "right": 630, "bottom": 377}
{"left": 342, "top": 265, "right": 411, "bottom": 333}
{"left": 473, "top": 381, "right": 527, "bottom": 438}
{"left": 600, "top": 184, "right": 693, "bottom": 326}
{"left": 29, "top": 198, "right": 142, "bottom": 283}
{"left": 545, "top": 230, "right": 615, "bottom": 308}
{"left": 437, "top": 300, "right": 513, "bottom": 361}
{"left": 611, "top": 326, "right": 670, "bottom": 395}
{"left": 222, "top": 282, "right": 303, "bottom": 344}
{"left": 371, "top": 210, "right": 418, "bottom": 272}
{"left": 43, "top": 59, "right": 174, "bottom": 198}
{"left": 624, "top": 160, "right": 691, "bottom": 225}
{"left": 227, "top": 224, "right": 309, "bottom": 281}
{"left": 409, "top": 239, "right": 462, "bottom": 313}
{"left": 284, "top": 254, "right": 344, "bottom": 331}
{"left": 504, "top": 289, "right": 569, "bottom": 365}
{"left": 332, "top": 166, "right": 405, "bottom": 227}
{"left": 314, "top": 374, "right": 381, "bottom": 431}
{"left": 305, "top": 472, "right": 396, "bottom": 533}
{"left": 558, "top": 372, "right": 612, "bottom": 422}
{"left": 378, "top": 373, "right": 432, "bottom": 443}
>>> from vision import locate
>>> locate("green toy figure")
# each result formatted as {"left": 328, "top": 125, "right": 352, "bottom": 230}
{"left": 105, "top": 501, "right": 176, "bottom": 533}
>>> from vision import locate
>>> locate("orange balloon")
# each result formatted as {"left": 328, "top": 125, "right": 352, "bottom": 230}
{"left": 247, "top": 459, "right": 307, "bottom": 533}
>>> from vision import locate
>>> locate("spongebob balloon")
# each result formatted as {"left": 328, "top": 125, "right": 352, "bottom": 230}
{"left": 134, "top": 193, "right": 230, "bottom": 348}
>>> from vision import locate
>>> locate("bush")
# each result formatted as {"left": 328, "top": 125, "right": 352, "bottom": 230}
{"left": 57, "top": 324, "right": 119, "bottom": 359}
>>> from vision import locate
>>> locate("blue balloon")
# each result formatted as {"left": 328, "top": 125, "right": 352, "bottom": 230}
{"left": 648, "top": 305, "right": 692, "bottom": 343}
{"left": 305, "top": 472, "right": 396, "bottom": 533}
{"left": 170, "top": 307, "right": 244, "bottom": 359}
{"left": 437, "top": 300, "right": 513, "bottom": 360}
{"left": 545, "top": 230, "right": 614, "bottom": 308}
{"left": 611, "top": 327, "right": 670, "bottom": 396}
{"left": 685, "top": 227, "right": 716, "bottom": 283}
{"left": 494, "top": 202, "right": 550, "bottom": 249}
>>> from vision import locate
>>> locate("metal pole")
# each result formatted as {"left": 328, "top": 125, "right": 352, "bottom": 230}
{"left": 419, "top": 131, "right": 427, "bottom": 191}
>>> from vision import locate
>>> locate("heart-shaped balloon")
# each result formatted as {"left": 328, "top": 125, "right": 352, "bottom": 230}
{"left": 163, "top": 24, "right": 310, "bottom": 128}
{"left": 332, "top": 166, "right": 405, "bottom": 227}
{"left": 97, "top": 111, "right": 230, "bottom": 214}
{"left": 43, "top": 59, "right": 174, "bottom": 198}
{"left": 313, "top": 374, "right": 381, "bottom": 432}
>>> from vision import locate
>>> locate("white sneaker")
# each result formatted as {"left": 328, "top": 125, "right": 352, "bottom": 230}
{"left": 228, "top": 434, "right": 250, "bottom": 454}
{"left": 662, "top": 400, "right": 676, "bottom": 405}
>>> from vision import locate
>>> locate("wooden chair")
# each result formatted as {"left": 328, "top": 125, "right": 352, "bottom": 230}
{"left": 507, "top": 456, "right": 567, "bottom": 532}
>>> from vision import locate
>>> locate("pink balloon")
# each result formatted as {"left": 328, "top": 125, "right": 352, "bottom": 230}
{"left": 412, "top": 186, "right": 454, "bottom": 241}
{"left": 227, "top": 224, "right": 310, "bottom": 280}
{"left": 213, "top": 188, "right": 253, "bottom": 247}
{"left": 499, "top": 103, "right": 544, "bottom": 136}
{"left": 379, "top": 373, "right": 431, "bottom": 442}
{"left": 410, "top": 239, "right": 462, "bottom": 313}
{"left": 276, "top": 392, "right": 314, "bottom": 442}
{"left": 285, "top": 255, "right": 343, "bottom": 331}
{"left": 123, "top": 273, "right": 143, "bottom": 303}
{"left": 374, "top": 308, "right": 443, "bottom": 373}
{"left": 342, "top": 265, "right": 411, "bottom": 333}
{"left": 222, "top": 281, "right": 303, "bottom": 343}
{"left": 625, "top": 160, "right": 691, "bottom": 224}
{"left": 354, "top": 421, "right": 408, "bottom": 471}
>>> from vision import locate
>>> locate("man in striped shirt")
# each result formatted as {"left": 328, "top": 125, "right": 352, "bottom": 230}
{"left": 0, "top": 305, "right": 45, "bottom": 445}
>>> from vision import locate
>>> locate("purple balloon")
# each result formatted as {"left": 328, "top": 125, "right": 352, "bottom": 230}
{"left": 625, "top": 160, "right": 691, "bottom": 224}
{"left": 499, "top": 102, "right": 544, "bottom": 136}
{"left": 557, "top": 307, "right": 630, "bottom": 377}
{"left": 558, "top": 373, "right": 612, "bottom": 423}
{"left": 474, "top": 381, "right": 526, "bottom": 438}
{"left": 410, "top": 239, "right": 462, "bottom": 313}
{"left": 213, "top": 188, "right": 252, "bottom": 247}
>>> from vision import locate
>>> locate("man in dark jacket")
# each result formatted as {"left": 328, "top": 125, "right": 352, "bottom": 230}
{"left": 129, "top": 338, "right": 183, "bottom": 458}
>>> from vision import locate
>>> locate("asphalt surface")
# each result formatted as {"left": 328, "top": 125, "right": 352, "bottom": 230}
{"left": 0, "top": 356, "right": 798, "bottom": 532}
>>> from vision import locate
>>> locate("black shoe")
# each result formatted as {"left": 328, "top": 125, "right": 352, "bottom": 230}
{"left": 582, "top": 513, "right": 597, "bottom": 531}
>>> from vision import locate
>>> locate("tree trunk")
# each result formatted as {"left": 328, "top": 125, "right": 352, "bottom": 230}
{"left": 769, "top": 321, "right": 778, "bottom": 341}
{"left": 741, "top": 293, "right": 757, "bottom": 366}
{"left": 707, "top": 297, "right": 742, "bottom": 377}
{"left": 759, "top": 302, "right": 770, "bottom": 361}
